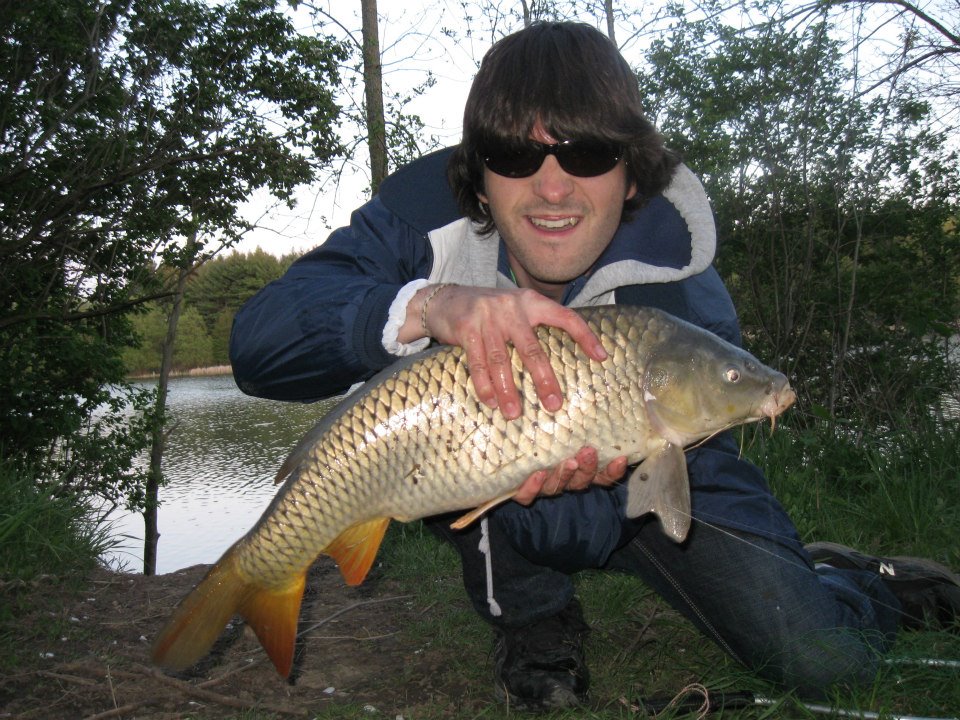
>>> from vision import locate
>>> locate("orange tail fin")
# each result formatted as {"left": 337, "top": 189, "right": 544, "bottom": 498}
{"left": 152, "top": 548, "right": 307, "bottom": 678}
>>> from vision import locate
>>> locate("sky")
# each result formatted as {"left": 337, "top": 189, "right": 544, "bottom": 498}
{"left": 233, "top": 2, "right": 484, "bottom": 258}
{"left": 229, "top": 0, "right": 934, "bottom": 259}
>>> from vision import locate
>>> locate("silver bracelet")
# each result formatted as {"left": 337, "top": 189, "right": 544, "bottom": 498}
{"left": 420, "top": 283, "right": 455, "bottom": 336}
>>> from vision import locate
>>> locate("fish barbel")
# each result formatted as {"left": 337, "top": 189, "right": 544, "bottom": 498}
{"left": 152, "top": 305, "right": 795, "bottom": 677}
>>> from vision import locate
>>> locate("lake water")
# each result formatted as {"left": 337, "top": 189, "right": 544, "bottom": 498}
{"left": 104, "top": 375, "right": 338, "bottom": 575}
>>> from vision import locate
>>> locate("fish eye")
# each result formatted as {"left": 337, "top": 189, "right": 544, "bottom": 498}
{"left": 724, "top": 366, "right": 741, "bottom": 383}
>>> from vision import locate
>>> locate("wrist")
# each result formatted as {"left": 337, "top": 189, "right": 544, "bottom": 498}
{"left": 419, "top": 283, "right": 456, "bottom": 338}
{"left": 384, "top": 279, "right": 431, "bottom": 354}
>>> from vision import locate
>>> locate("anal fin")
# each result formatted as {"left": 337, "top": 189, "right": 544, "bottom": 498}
{"left": 323, "top": 517, "right": 391, "bottom": 586}
{"left": 449, "top": 491, "right": 517, "bottom": 530}
{"left": 625, "top": 443, "right": 691, "bottom": 543}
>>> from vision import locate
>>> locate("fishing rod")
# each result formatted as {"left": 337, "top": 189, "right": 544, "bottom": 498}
{"left": 886, "top": 656, "right": 960, "bottom": 670}
{"left": 635, "top": 658, "right": 960, "bottom": 719}
{"left": 635, "top": 690, "right": 959, "bottom": 720}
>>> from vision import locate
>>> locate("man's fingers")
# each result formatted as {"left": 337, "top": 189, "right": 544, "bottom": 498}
{"left": 598, "top": 455, "right": 629, "bottom": 485}
{"left": 546, "top": 458, "right": 578, "bottom": 494}
{"left": 486, "top": 342, "right": 522, "bottom": 420}
{"left": 513, "top": 302, "right": 604, "bottom": 410}
{"left": 514, "top": 470, "right": 548, "bottom": 506}
{"left": 514, "top": 334, "right": 562, "bottom": 413}
{"left": 421, "top": 286, "right": 609, "bottom": 418}
{"left": 461, "top": 332, "right": 498, "bottom": 410}
{"left": 544, "top": 304, "right": 607, "bottom": 363}
{"left": 565, "top": 447, "right": 599, "bottom": 491}
{"left": 513, "top": 449, "right": 629, "bottom": 507}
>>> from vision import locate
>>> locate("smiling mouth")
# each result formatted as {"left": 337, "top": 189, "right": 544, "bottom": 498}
{"left": 529, "top": 216, "right": 580, "bottom": 230}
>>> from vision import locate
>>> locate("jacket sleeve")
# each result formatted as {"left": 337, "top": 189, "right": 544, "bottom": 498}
{"left": 229, "top": 195, "right": 434, "bottom": 402}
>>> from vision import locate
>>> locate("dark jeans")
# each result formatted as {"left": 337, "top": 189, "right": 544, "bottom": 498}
{"left": 425, "top": 446, "right": 900, "bottom": 698}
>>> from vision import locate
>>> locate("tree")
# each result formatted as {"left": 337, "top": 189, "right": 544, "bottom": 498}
{"left": 779, "top": 0, "right": 959, "bottom": 119}
{"left": 639, "top": 5, "right": 960, "bottom": 430}
{"left": 294, "top": 1, "right": 441, "bottom": 191}
{"left": 0, "top": 0, "right": 349, "bottom": 572}
{"left": 184, "top": 248, "right": 295, "bottom": 363}
{"left": 123, "top": 249, "right": 294, "bottom": 373}
{"left": 361, "top": 0, "right": 388, "bottom": 192}
{"left": 123, "top": 304, "right": 213, "bottom": 373}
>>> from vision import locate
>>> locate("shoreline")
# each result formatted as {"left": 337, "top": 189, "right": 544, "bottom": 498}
{"left": 127, "top": 364, "right": 233, "bottom": 380}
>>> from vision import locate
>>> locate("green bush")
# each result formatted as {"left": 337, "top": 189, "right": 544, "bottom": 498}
{"left": 0, "top": 459, "right": 114, "bottom": 586}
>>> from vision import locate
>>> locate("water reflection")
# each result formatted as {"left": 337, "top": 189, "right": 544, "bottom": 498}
{"left": 105, "top": 375, "right": 337, "bottom": 575}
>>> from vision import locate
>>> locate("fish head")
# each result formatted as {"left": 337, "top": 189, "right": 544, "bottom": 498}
{"left": 641, "top": 324, "right": 796, "bottom": 446}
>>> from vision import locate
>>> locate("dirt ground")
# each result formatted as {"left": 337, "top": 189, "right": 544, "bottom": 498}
{"left": 0, "top": 560, "right": 490, "bottom": 719}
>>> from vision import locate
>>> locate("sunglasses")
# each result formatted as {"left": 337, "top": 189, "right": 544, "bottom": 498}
{"left": 482, "top": 139, "right": 624, "bottom": 178}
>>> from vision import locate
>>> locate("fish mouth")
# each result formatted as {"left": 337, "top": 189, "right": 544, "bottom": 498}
{"left": 758, "top": 384, "right": 797, "bottom": 426}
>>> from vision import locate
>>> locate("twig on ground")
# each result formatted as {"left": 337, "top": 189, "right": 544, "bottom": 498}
{"left": 306, "top": 631, "right": 400, "bottom": 642}
{"left": 136, "top": 663, "right": 308, "bottom": 717}
{"left": 36, "top": 670, "right": 100, "bottom": 687}
{"left": 616, "top": 604, "right": 660, "bottom": 663}
{"left": 297, "top": 594, "right": 413, "bottom": 638}
{"left": 49, "top": 660, "right": 309, "bottom": 719}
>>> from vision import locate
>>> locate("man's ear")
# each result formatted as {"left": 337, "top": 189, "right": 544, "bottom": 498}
{"left": 626, "top": 180, "right": 638, "bottom": 201}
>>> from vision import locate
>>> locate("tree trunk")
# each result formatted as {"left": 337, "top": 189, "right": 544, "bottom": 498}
{"left": 521, "top": 0, "right": 532, "bottom": 26}
{"left": 361, "top": 0, "right": 387, "bottom": 193}
{"left": 604, "top": 0, "right": 617, "bottom": 44}
{"left": 143, "top": 241, "right": 196, "bottom": 575}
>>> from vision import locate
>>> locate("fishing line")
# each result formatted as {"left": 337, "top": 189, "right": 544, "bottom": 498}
{"left": 639, "top": 507, "right": 960, "bottom": 718}
{"left": 663, "top": 502, "right": 911, "bottom": 624}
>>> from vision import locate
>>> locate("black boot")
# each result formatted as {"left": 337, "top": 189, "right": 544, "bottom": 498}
{"left": 492, "top": 598, "right": 590, "bottom": 711}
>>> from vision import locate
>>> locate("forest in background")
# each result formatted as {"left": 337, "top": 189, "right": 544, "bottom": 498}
{"left": 121, "top": 248, "right": 297, "bottom": 375}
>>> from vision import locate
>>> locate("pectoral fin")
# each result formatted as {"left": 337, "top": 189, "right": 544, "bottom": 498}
{"left": 625, "top": 444, "right": 691, "bottom": 543}
{"left": 323, "top": 517, "right": 391, "bottom": 586}
{"left": 449, "top": 491, "right": 518, "bottom": 530}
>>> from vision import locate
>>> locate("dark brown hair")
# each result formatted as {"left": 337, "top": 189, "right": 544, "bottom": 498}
{"left": 448, "top": 22, "right": 680, "bottom": 232}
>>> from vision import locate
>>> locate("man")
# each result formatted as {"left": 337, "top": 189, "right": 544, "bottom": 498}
{"left": 231, "top": 22, "right": 960, "bottom": 711}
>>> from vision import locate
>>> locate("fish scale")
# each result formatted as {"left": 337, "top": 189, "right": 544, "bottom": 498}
{"left": 152, "top": 304, "right": 796, "bottom": 678}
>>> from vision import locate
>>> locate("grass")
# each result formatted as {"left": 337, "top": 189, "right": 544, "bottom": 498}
{"left": 373, "top": 524, "right": 960, "bottom": 719}
{"left": 0, "top": 459, "right": 120, "bottom": 673}
{"left": 366, "top": 415, "right": 960, "bottom": 719}
{"left": 0, "top": 460, "right": 115, "bottom": 589}
{"left": 747, "top": 414, "right": 960, "bottom": 567}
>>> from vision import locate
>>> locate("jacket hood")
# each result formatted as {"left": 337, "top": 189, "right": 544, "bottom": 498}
{"left": 377, "top": 147, "right": 716, "bottom": 305}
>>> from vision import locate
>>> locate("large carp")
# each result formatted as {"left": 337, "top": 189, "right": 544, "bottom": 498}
{"left": 152, "top": 305, "right": 795, "bottom": 677}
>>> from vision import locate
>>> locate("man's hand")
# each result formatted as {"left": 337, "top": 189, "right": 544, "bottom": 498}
{"left": 408, "top": 285, "right": 608, "bottom": 419}
{"left": 512, "top": 448, "right": 629, "bottom": 505}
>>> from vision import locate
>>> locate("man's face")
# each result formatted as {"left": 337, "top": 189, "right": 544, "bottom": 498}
{"left": 477, "top": 123, "right": 636, "bottom": 300}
